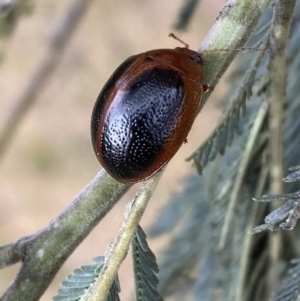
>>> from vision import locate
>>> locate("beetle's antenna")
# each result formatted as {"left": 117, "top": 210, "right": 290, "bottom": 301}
{"left": 200, "top": 47, "right": 270, "bottom": 56}
{"left": 169, "top": 33, "right": 189, "bottom": 48}
{"left": 168, "top": 33, "right": 269, "bottom": 55}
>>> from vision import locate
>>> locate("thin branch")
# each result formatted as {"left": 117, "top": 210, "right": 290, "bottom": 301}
{"left": 86, "top": 170, "right": 164, "bottom": 301}
{"left": 269, "top": 0, "right": 295, "bottom": 193}
{"left": 237, "top": 164, "right": 269, "bottom": 301}
{"left": 198, "top": 0, "right": 272, "bottom": 110}
{"left": 267, "top": 0, "right": 296, "bottom": 294}
{"left": 218, "top": 101, "right": 269, "bottom": 251}
{"left": 0, "top": 0, "right": 94, "bottom": 163}
{"left": 0, "top": 235, "right": 33, "bottom": 268}
{"left": 0, "top": 170, "right": 130, "bottom": 301}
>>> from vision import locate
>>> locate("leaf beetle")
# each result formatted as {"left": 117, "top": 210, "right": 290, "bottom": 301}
{"left": 91, "top": 34, "right": 211, "bottom": 184}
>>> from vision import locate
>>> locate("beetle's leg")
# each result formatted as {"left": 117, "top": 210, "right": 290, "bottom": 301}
{"left": 202, "top": 83, "right": 214, "bottom": 92}
{"left": 184, "top": 138, "right": 188, "bottom": 144}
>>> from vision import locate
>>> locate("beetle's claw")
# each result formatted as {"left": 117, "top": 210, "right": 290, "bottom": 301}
{"left": 203, "top": 84, "right": 214, "bottom": 92}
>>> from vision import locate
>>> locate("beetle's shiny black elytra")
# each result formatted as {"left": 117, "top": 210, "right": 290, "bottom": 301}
{"left": 91, "top": 47, "right": 209, "bottom": 184}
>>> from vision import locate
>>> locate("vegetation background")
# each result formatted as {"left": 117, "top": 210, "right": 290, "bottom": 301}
{"left": 2, "top": 1, "right": 297, "bottom": 300}
{"left": 0, "top": 1, "right": 223, "bottom": 300}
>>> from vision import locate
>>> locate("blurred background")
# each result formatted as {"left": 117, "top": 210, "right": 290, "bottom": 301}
{"left": 0, "top": 0, "right": 224, "bottom": 299}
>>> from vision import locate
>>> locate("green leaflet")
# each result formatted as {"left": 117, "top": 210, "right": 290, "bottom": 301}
{"left": 132, "top": 225, "right": 163, "bottom": 301}
{"left": 52, "top": 257, "right": 120, "bottom": 301}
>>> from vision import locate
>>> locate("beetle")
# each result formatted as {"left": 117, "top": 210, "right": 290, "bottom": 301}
{"left": 91, "top": 34, "right": 211, "bottom": 184}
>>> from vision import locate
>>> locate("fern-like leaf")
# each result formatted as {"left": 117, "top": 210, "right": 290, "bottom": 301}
{"left": 250, "top": 165, "right": 300, "bottom": 233}
{"left": 52, "top": 256, "right": 120, "bottom": 301}
{"left": 269, "top": 259, "right": 300, "bottom": 301}
{"left": 187, "top": 41, "right": 269, "bottom": 173}
{"left": 132, "top": 225, "right": 163, "bottom": 301}
{"left": 150, "top": 3, "right": 300, "bottom": 300}
{"left": 284, "top": 165, "right": 300, "bottom": 182}
{"left": 186, "top": 6, "right": 273, "bottom": 174}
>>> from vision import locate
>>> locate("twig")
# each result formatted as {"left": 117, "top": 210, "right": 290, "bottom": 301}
{"left": 0, "top": 170, "right": 130, "bottom": 301}
{"left": 85, "top": 170, "right": 164, "bottom": 301}
{"left": 267, "top": 0, "right": 296, "bottom": 295}
{"left": 198, "top": 0, "right": 272, "bottom": 110}
{"left": 0, "top": 235, "right": 33, "bottom": 269}
{"left": 235, "top": 165, "right": 269, "bottom": 301}
{"left": 269, "top": 0, "right": 295, "bottom": 193}
{"left": 218, "top": 101, "right": 269, "bottom": 251}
